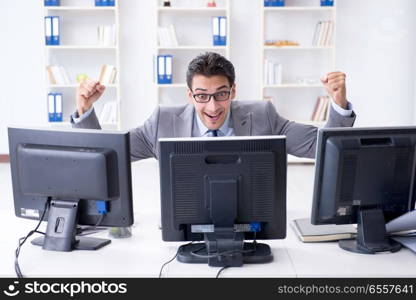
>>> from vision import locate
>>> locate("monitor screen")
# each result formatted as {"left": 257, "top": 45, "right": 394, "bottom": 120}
{"left": 8, "top": 127, "right": 134, "bottom": 252}
{"left": 311, "top": 127, "right": 416, "bottom": 254}
{"left": 159, "top": 136, "right": 286, "bottom": 267}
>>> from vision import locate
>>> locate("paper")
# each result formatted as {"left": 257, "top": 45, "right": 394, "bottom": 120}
{"left": 386, "top": 210, "right": 416, "bottom": 234}
{"left": 392, "top": 236, "right": 416, "bottom": 253}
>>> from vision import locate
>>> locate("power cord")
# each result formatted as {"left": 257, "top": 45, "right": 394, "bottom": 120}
{"left": 15, "top": 198, "right": 50, "bottom": 278}
{"left": 158, "top": 241, "right": 195, "bottom": 278}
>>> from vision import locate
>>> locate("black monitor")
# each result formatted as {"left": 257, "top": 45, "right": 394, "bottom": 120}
{"left": 159, "top": 136, "right": 287, "bottom": 267}
{"left": 311, "top": 127, "right": 416, "bottom": 254}
{"left": 8, "top": 127, "right": 134, "bottom": 252}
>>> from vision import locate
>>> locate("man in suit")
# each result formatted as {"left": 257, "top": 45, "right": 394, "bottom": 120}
{"left": 72, "top": 52, "right": 355, "bottom": 161}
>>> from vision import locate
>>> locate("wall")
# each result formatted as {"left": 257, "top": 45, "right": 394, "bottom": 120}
{"left": 1, "top": 0, "right": 415, "bottom": 153}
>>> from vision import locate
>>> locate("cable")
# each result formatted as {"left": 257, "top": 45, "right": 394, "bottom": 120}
{"left": 77, "top": 214, "right": 106, "bottom": 236}
{"left": 14, "top": 198, "right": 50, "bottom": 278}
{"left": 216, "top": 266, "right": 228, "bottom": 278}
{"left": 158, "top": 241, "right": 194, "bottom": 278}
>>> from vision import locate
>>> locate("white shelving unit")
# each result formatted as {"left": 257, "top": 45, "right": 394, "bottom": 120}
{"left": 44, "top": 0, "right": 121, "bottom": 130}
{"left": 155, "top": 0, "right": 230, "bottom": 105}
{"left": 260, "top": 0, "right": 336, "bottom": 163}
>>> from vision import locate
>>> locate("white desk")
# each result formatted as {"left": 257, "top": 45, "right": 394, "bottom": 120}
{"left": 1, "top": 160, "right": 415, "bottom": 278}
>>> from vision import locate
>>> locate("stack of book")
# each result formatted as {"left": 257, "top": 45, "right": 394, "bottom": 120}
{"left": 311, "top": 95, "right": 330, "bottom": 122}
{"left": 98, "top": 25, "right": 116, "bottom": 46}
{"left": 157, "top": 25, "right": 179, "bottom": 47}
{"left": 263, "top": 59, "right": 282, "bottom": 85}
{"left": 98, "top": 65, "right": 117, "bottom": 85}
{"left": 46, "top": 65, "right": 70, "bottom": 85}
{"left": 99, "top": 101, "right": 117, "bottom": 124}
{"left": 312, "top": 20, "right": 334, "bottom": 47}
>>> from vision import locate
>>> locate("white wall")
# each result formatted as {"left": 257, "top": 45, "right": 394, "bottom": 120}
{"left": 1, "top": 0, "right": 415, "bottom": 153}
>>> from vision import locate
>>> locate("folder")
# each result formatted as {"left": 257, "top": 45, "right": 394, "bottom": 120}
{"left": 157, "top": 55, "right": 165, "bottom": 84}
{"left": 108, "top": 0, "right": 115, "bottom": 6}
{"left": 48, "top": 93, "right": 55, "bottom": 122}
{"left": 45, "top": 0, "right": 60, "bottom": 6}
{"left": 219, "top": 17, "right": 227, "bottom": 46}
{"left": 55, "top": 93, "right": 63, "bottom": 122}
{"left": 165, "top": 55, "right": 172, "bottom": 84}
{"left": 271, "top": 0, "right": 285, "bottom": 6}
{"left": 264, "top": 0, "right": 271, "bottom": 7}
{"left": 212, "top": 17, "right": 220, "bottom": 46}
{"left": 44, "top": 17, "right": 52, "bottom": 45}
{"left": 51, "top": 16, "right": 60, "bottom": 45}
{"left": 95, "top": 0, "right": 103, "bottom": 6}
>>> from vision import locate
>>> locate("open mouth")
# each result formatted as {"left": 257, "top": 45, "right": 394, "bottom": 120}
{"left": 204, "top": 111, "right": 223, "bottom": 122}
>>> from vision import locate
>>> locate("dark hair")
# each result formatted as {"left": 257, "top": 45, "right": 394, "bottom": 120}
{"left": 186, "top": 52, "right": 235, "bottom": 89}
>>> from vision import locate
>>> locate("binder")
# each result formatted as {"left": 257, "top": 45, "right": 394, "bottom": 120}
{"left": 108, "top": 0, "right": 115, "bottom": 6}
{"left": 45, "top": 0, "right": 60, "bottom": 6}
{"left": 212, "top": 17, "right": 220, "bottom": 46}
{"left": 165, "top": 55, "right": 172, "bottom": 84}
{"left": 264, "top": 0, "right": 271, "bottom": 7}
{"left": 101, "top": 0, "right": 109, "bottom": 6}
{"left": 95, "top": 0, "right": 103, "bottom": 6}
{"left": 48, "top": 93, "right": 55, "bottom": 122}
{"left": 320, "top": 0, "right": 334, "bottom": 6}
{"left": 55, "top": 93, "right": 63, "bottom": 122}
{"left": 44, "top": 17, "right": 52, "bottom": 45}
{"left": 271, "top": 0, "right": 285, "bottom": 6}
{"left": 157, "top": 55, "right": 165, "bottom": 84}
{"left": 219, "top": 17, "right": 227, "bottom": 46}
{"left": 51, "top": 16, "right": 60, "bottom": 45}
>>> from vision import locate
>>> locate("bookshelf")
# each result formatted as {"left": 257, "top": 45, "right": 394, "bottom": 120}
{"left": 155, "top": 0, "right": 230, "bottom": 105}
{"left": 44, "top": 0, "right": 121, "bottom": 130}
{"left": 261, "top": 0, "right": 336, "bottom": 163}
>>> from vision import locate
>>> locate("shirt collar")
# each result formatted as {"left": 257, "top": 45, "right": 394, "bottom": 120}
{"left": 195, "top": 110, "right": 231, "bottom": 136}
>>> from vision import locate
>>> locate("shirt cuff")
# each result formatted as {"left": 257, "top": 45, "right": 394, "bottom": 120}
{"left": 71, "top": 107, "right": 94, "bottom": 124}
{"left": 331, "top": 100, "right": 353, "bottom": 117}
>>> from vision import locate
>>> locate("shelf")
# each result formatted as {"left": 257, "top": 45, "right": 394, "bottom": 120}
{"left": 264, "top": 84, "right": 323, "bottom": 88}
{"left": 46, "top": 45, "right": 117, "bottom": 50}
{"left": 157, "top": 46, "right": 227, "bottom": 50}
{"left": 47, "top": 84, "right": 118, "bottom": 88}
{"left": 44, "top": 6, "right": 117, "bottom": 11}
{"left": 157, "top": 7, "right": 227, "bottom": 13}
{"left": 263, "top": 46, "right": 333, "bottom": 50}
{"left": 264, "top": 6, "right": 334, "bottom": 11}
{"left": 157, "top": 83, "right": 187, "bottom": 88}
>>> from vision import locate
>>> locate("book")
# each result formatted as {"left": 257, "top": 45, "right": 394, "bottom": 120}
{"left": 291, "top": 218, "right": 356, "bottom": 242}
{"left": 99, "top": 65, "right": 117, "bottom": 85}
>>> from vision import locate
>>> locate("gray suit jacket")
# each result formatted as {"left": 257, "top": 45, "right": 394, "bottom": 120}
{"left": 72, "top": 100, "right": 355, "bottom": 161}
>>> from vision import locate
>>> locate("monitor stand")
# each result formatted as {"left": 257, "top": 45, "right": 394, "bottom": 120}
{"left": 177, "top": 176, "right": 273, "bottom": 267}
{"left": 31, "top": 199, "right": 111, "bottom": 251}
{"left": 339, "top": 208, "right": 401, "bottom": 254}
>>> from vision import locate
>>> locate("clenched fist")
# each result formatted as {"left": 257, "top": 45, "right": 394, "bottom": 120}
{"left": 76, "top": 78, "right": 105, "bottom": 116}
{"left": 321, "top": 71, "right": 347, "bottom": 109}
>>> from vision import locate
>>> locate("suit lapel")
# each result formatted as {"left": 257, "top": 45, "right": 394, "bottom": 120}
{"left": 232, "top": 103, "right": 252, "bottom": 136}
{"left": 173, "top": 104, "right": 194, "bottom": 137}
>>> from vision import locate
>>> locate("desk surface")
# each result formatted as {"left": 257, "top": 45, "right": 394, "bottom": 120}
{"left": 1, "top": 160, "right": 415, "bottom": 278}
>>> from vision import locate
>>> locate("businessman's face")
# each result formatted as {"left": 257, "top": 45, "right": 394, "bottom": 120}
{"left": 188, "top": 75, "right": 236, "bottom": 130}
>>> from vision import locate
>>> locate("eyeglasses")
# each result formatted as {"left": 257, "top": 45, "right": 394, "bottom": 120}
{"left": 191, "top": 90, "right": 231, "bottom": 103}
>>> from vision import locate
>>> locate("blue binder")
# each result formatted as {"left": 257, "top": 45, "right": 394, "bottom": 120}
{"left": 95, "top": 0, "right": 103, "bottom": 6}
{"left": 54, "top": 93, "right": 63, "bottom": 122}
{"left": 320, "top": 0, "right": 334, "bottom": 6}
{"left": 44, "top": 17, "right": 53, "bottom": 45}
{"left": 45, "top": 0, "right": 60, "bottom": 6}
{"left": 212, "top": 17, "right": 220, "bottom": 46}
{"left": 51, "top": 16, "right": 60, "bottom": 45}
{"left": 108, "top": 0, "right": 115, "bottom": 6}
{"left": 264, "top": 0, "right": 271, "bottom": 6}
{"left": 47, "top": 93, "right": 55, "bottom": 122}
{"left": 219, "top": 17, "right": 227, "bottom": 46}
{"left": 165, "top": 55, "right": 172, "bottom": 84}
{"left": 271, "top": 0, "right": 285, "bottom": 6}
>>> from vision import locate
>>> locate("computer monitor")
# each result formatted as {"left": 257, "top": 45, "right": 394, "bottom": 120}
{"left": 311, "top": 127, "right": 416, "bottom": 254}
{"left": 159, "top": 136, "right": 287, "bottom": 267}
{"left": 8, "top": 127, "right": 134, "bottom": 252}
